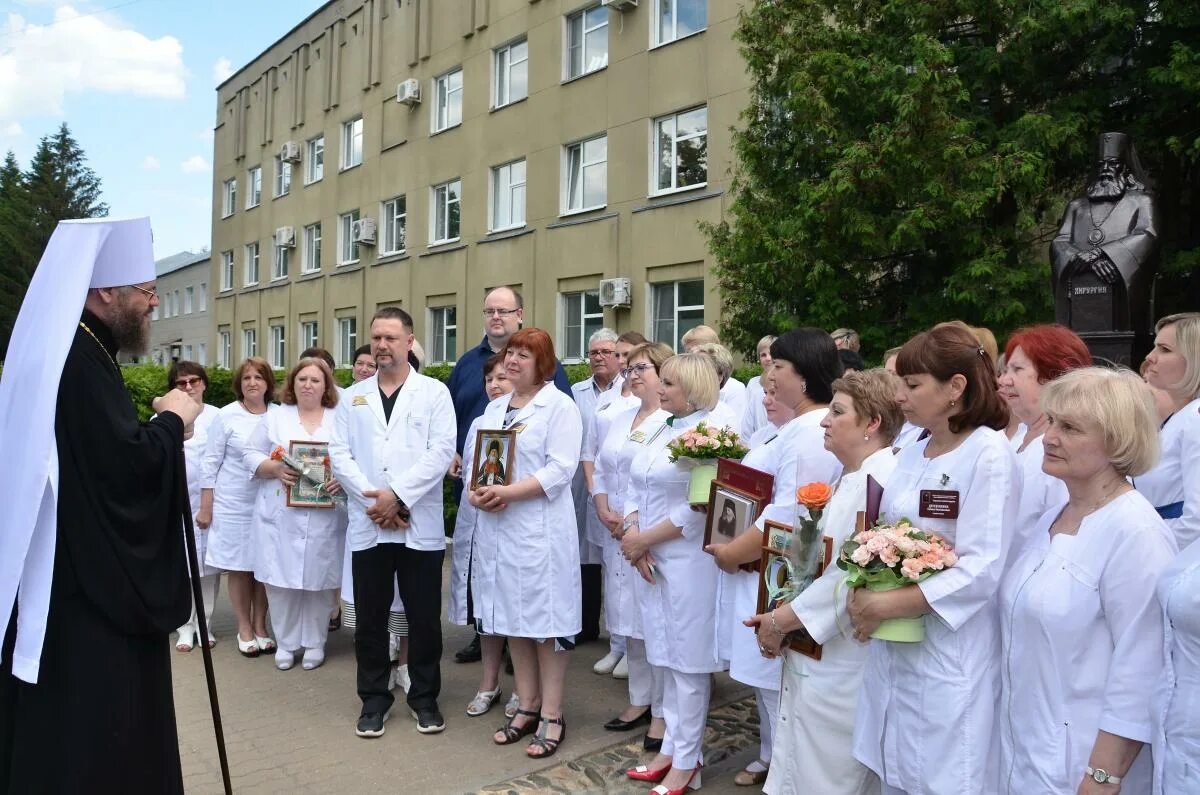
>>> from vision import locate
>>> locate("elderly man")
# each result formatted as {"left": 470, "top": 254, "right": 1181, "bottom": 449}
{"left": 0, "top": 218, "right": 203, "bottom": 792}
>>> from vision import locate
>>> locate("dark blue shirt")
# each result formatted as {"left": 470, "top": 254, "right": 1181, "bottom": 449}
{"left": 447, "top": 336, "right": 572, "bottom": 454}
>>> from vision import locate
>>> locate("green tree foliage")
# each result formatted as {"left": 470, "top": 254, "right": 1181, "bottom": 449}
{"left": 0, "top": 123, "right": 107, "bottom": 356}
{"left": 706, "top": 0, "right": 1200, "bottom": 358}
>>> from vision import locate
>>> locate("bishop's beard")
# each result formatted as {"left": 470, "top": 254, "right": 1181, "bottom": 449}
{"left": 1087, "top": 176, "right": 1125, "bottom": 200}
{"left": 110, "top": 292, "right": 151, "bottom": 355}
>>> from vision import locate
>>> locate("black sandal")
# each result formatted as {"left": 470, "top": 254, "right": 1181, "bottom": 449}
{"left": 494, "top": 708, "right": 539, "bottom": 745}
{"left": 526, "top": 716, "right": 566, "bottom": 759}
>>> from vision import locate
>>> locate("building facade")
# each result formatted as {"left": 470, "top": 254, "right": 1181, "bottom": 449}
{"left": 149, "top": 250, "right": 212, "bottom": 365}
{"left": 210, "top": 0, "right": 747, "bottom": 369}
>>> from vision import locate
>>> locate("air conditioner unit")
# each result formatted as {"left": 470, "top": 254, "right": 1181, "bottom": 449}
{"left": 352, "top": 218, "right": 377, "bottom": 245}
{"left": 602, "top": 0, "right": 638, "bottom": 9}
{"left": 274, "top": 226, "right": 296, "bottom": 248}
{"left": 279, "top": 140, "right": 301, "bottom": 163}
{"left": 598, "top": 277, "right": 632, "bottom": 308}
{"left": 396, "top": 78, "right": 421, "bottom": 106}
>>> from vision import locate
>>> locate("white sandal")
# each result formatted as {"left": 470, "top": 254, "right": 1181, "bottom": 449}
{"left": 467, "top": 688, "right": 502, "bottom": 717}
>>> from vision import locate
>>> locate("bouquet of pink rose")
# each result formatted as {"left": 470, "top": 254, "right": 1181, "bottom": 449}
{"left": 836, "top": 518, "right": 957, "bottom": 642}
{"left": 665, "top": 422, "right": 748, "bottom": 504}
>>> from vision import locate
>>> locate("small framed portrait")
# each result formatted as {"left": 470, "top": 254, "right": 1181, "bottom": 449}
{"left": 286, "top": 440, "right": 335, "bottom": 509}
{"left": 471, "top": 428, "right": 516, "bottom": 489}
{"left": 763, "top": 520, "right": 794, "bottom": 556}
{"left": 703, "top": 483, "right": 764, "bottom": 547}
{"left": 756, "top": 536, "right": 834, "bottom": 661}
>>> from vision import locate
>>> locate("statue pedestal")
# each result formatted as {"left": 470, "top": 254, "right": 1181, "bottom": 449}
{"left": 1078, "top": 331, "right": 1137, "bottom": 367}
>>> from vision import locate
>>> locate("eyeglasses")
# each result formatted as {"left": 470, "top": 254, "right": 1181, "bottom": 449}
{"left": 587, "top": 348, "right": 616, "bottom": 358}
{"left": 482, "top": 308, "right": 520, "bottom": 318}
{"left": 623, "top": 363, "right": 655, "bottom": 377}
{"left": 129, "top": 284, "right": 158, "bottom": 299}
{"left": 174, "top": 376, "right": 203, "bottom": 389}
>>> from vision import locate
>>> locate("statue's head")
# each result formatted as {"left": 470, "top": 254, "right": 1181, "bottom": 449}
{"left": 1087, "top": 132, "right": 1148, "bottom": 200}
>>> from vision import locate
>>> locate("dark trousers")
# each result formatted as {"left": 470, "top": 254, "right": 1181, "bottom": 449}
{"left": 580, "top": 563, "right": 602, "bottom": 641}
{"left": 353, "top": 543, "right": 444, "bottom": 715}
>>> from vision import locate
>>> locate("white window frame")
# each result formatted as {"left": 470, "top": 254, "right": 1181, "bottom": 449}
{"left": 432, "top": 68, "right": 464, "bottom": 134}
{"left": 559, "top": 290, "right": 604, "bottom": 362}
{"left": 269, "top": 324, "right": 286, "bottom": 368}
{"left": 493, "top": 38, "right": 528, "bottom": 109}
{"left": 301, "top": 320, "right": 319, "bottom": 351}
{"left": 242, "top": 328, "right": 258, "bottom": 358}
{"left": 562, "top": 134, "right": 607, "bottom": 214}
{"left": 220, "top": 251, "right": 234, "bottom": 291}
{"left": 652, "top": 0, "right": 707, "bottom": 48}
{"left": 183, "top": 344, "right": 193, "bottom": 361}
{"left": 221, "top": 179, "right": 237, "bottom": 217}
{"left": 271, "top": 243, "right": 289, "bottom": 280}
{"left": 380, "top": 195, "right": 407, "bottom": 255}
{"left": 152, "top": 303, "right": 160, "bottom": 321}
{"left": 305, "top": 135, "right": 324, "bottom": 183}
{"left": 338, "top": 210, "right": 360, "bottom": 265}
{"left": 489, "top": 159, "right": 526, "bottom": 232}
{"left": 244, "top": 242, "right": 260, "bottom": 286}
{"left": 651, "top": 105, "right": 708, "bottom": 195}
{"left": 336, "top": 317, "right": 357, "bottom": 366}
{"left": 430, "top": 179, "right": 462, "bottom": 245}
{"left": 198, "top": 342, "right": 207, "bottom": 365}
{"left": 184, "top": 286, "right": 194, "bottom": 314}
{"left": 274, "top": 155, "right": 292, "bottom": 197}
{"left": 565, "top": 4, "right": 608, "bottom": 80}
{"left": 198, "top": 282, "right": 207, "bottom": 311}
{"left": 428, "top": 306, "right": 458, "bottom": 364}
{"left": 341, "top": 117, "right": 363, "bottom": 170}
{"left": 218, "top": 331, "right": 231, "bottom": 367}
{"left": 650, "top": 279, "right": 705, "bottom": 351}
{"left": 246, "top": 165, "right": 262, "bottom": 208}
{"left": 303, "top": 223, "right": 322, "bottom": 272}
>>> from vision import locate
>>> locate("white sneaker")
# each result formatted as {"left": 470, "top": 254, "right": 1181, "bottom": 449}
{"left": 612, "top": 654, "right": 629, "bottom": 679}
{"left": 275, "top": 649, "right": 295, "bottom": 671}
{"left": 593, "top": 651, "right": 623, "bottom": 675}
{"left": 302, "top": 648, "right": 325, "bottom": 670}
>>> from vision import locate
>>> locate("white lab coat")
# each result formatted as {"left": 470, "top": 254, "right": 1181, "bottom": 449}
{"left": 854, "top": 426, "right": 1017, "bottom": 794}
{"left": 1135, "top": 398, "right": 1200, "bottom": 549}
{"left": 1154, "top": 536, "right": 1200, "bottom": 794}
{"left": 572, "top": 375, "right": 615, "bottom": 565}
{"left": 448, "top": 414, "right": 486, "bottom": 626}
{"left": 720, "top": 377, "right": 748, "bottom": 420}
{"left": 242, "top": 405, "right": 346, "bottom": 591}
{"left": 177, "top": 403, "right": 219, "bottom": 577}
{"left": 740, "top": 375, "right": 769, "bottom": 442}
{"left": 1010, "top": 434, "right": 1067, "bottom": 561}
{"left": 891, "top": 421, "right": 924, "bottom": 450}
{"left": 592, "top": 403, "right": 671, "bottom": 640}
{"left": 766, "top": 446, "right": 898, "bottom": 795}
{"left": 626, "top": 403, "right": 738, "bottom": 673}
{"left": 469, "top": 382, "right": 583, "bottom": 638}
{"left": 201, "top": 401, "right": 275, "bottom": 572}
{"left": 584, "top": 390, "right": 640, "bottom": 549}
{"left": 329, "top": 371, "right": 456, "bottom": 553}
{"left": 999, "top": 491, "right": 1174, "bottom": 794}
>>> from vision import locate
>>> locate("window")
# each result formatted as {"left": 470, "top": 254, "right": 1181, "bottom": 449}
{"left": 218, "top": 331, "right": 231, "bottom": 367}
{"left": 183, "top": 344, "right": 193, "bottom": 361}
{"left": 336, "top": 317, "right": 357, "bottom": 366}
{"left": 272, "top": 243, "right": 289, "bottom": 280}
{"left": 490, "top": 160, "right": 526, "bottom": 231}
{"left": 244, "top": 242, "right": 260, "bottom": 285}
{"left": 560, "top": 290, "right": 603, "bottom": 362}
{"left": 305, "top": 136, "right": 324, "bottom": 183}
{"left": 274, "top": 155, "right": 292, "bottom": 197}
{"left": 651, "top": 279, "right": 705, "bottom": 351}
{"left": 246, "top": 166, "right": 262, "bottom": 208}
{"left": 301, "top": 321, "right": 319, "bottom": 351}
{"left": 433, "top": 68, "right": 463, "bottom": 133}
{"left": 199, "top": 282, "right": 207, "bottom": 311}
{"left": 184, "top": 286, "right": 194, "bottom": 314}
{"left": 563, "top": 134, "right": 607, "bottom": 212}
{"left": 430, "top": 180, "right": 461, "bottom": 244}
{"left": 152, "top": 304, "right": 160, "bottom": 321}
{"left": 566, "top": 5, "right": 608, "bottom": 79}
{"left": 220, "top": 251, "right": 233, "bottom": 291}
{"left": 338, "top": 211, "right": 360, "bottom": 264}
{"left": 303, "top": 223, "right": 322, "bottom": 272}
{"left": 494, "top": 39, "right": 528, "bottom": 108}
{"left": 653, "top": 0, "right": 706, "bottom": 46}
{"left": 221, "top": 179, "right": 237, "bottom": 217}
{"left": 381, "top": 196, "right": 407, "bottom": 255}
{"left": 269, "top": 324, "right": 285, "bottom": 368}
{"left": 198, "top": 342, "right": 207, "bottom": 365}
{"left": 173, "top": 291, "right": 181, "bottom": 317}
{"left": 428, "top": 306, "right": 457, "bottom": 364}
{"left": 242, "top": 328, "right": 257, "bottom": 358}
{"left": 653, "top": 106, "right": 707, "bottom": 193}
{"left": 341, "top": 117, "right": 363, "bottom": 169}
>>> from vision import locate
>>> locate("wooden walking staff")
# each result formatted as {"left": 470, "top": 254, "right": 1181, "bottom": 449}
{"left": 175, "top": 447, "right": 232, "bottom": 795}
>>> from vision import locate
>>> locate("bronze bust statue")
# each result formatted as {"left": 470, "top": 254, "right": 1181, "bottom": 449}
{"left": 1050, "top": 133, "right": 1159, "bottom": 362}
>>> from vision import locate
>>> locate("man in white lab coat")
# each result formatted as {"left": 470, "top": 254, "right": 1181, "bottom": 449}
{"left": 330, "top": 307, "right": 457, "bottom": 739}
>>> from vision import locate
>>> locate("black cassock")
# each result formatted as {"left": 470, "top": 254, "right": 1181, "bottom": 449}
{"left": 1, "top": 310, "right": 191, "bottom": 793}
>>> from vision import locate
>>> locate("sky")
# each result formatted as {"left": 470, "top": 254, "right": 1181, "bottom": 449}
{"left": 0, "top": 0, "right": 325, "bottom": 259}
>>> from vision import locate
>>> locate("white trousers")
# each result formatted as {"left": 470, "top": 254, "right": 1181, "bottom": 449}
{"left": 660, "top": 668, "right": 711, "bottom": 769}
{"left": 175, "top": 574, "right": 219, "bottom": 642}
{"left": 609, "top": 632, "right": 627, "bottom": 656}
{"left": 265, "top": 585, "right": 330, "bottom": 652}
{"left": 626, "top": 638, "right": 665, "bottom": 717}
{"left": 755, "top": 685, "right": 780, "bottom": 764}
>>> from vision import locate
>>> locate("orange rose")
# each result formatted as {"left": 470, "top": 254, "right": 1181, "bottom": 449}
{"left": 270, "top": 446, "right": 286, "bottom": 461}
{"left": 796, "top": 482, "right": 833, "bottom": 511}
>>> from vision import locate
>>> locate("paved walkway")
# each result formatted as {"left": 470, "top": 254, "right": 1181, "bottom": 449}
{"left": 173, "top": 559, "right": 763, "bottom": 794}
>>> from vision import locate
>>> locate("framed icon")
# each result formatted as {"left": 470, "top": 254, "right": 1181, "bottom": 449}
{"left": 471, "top": 428, "right": 516, "bottom": 489}
{"left": 704, "top": 483, "right": 765, "bottom": 547}
{"left": 285, "top": 440, "right": 336, "bottom": 509}
{"left": 756, "top": 534, "right": 834, "bottom": 660}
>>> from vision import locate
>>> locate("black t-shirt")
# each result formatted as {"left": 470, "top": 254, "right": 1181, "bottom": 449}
{"left": 380, "top": 383, "right": 403, "bottom": 423}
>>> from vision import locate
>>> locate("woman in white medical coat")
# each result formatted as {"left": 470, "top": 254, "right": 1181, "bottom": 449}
{"left": 620, "top": 352, "right": 738, "bottom": 795}
{"left": 245, "top": 358, "right": 346, "bottom": 671}
{"left": 849, "top": 323, "right": 1017, "bottom": 795}
{"left": 1154, "top": 534, "right": 1200, "bottom": 793}
{"left": 999, "top": 368, "right": 1175, "bottom": 793}
{"left": 469, "top": 328, "right": 583, "bottom": 760}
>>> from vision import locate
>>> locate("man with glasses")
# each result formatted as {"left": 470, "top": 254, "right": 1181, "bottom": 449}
{"left": 446, "top": 286, "right": 571, "bottom": 663}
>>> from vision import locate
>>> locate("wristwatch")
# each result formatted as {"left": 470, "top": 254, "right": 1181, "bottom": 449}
{"left": 1085, "top": 767, "right": 1122, "bottom": 785}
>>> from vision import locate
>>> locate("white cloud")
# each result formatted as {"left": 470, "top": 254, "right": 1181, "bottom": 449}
{"left": 141, "top": 154, "right": 160, "bottom": 170}
{"left": 213, "top": 57, "right": 234, "bottom": 85}
{"left": 0, "top": 6, "right": 186, "bottom": 125}
{"left": 180, "top": 155, "right": 209, "bottom": 174}
{"left": 197, "top": 127, "right": 214, "bottom": 146}
{"left": 2, "top": 122, "right": 22, "bottom": 137}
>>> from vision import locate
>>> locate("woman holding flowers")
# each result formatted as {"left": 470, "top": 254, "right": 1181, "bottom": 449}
{"left": 849, "top": 323, "right": 1017, "bottom": 794}
{"left": 707, "top": 328, "right": 843, "bottom": 787}
{"left": 621, "top": 352, "right": 738, "bottom": 794}
{"left": 244, "top": 357, "right": 346, "bottom": 671}
{"left": 998, "top": 368, "right": 1175, "bottom": 793}
{"left": 746, "top": 368, "right": 904, "bottom": 795}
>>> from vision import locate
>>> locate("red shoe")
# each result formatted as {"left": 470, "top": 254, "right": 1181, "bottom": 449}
{"left": 650, "top": 767, "right": 702, "bottom": 794}
{"left": 626, "top": 764, "right": 671, "bottom": 783}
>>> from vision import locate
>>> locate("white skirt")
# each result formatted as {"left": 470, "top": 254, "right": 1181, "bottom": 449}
{"left": 204, "top": 511, "right": 254, "bottom": 572}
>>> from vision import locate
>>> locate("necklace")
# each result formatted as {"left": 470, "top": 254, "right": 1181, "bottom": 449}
{"left": 78, "top": 321, "right": 119, "bottom": 373}
{"left": 1087, "top": 202, "right": 1119, "bottom": 245}
{"left": 239, "top": 400, "right": 266, "bottom": 415}
{"left": 1054, "top": 477, "right": 1129, "bottom": 535}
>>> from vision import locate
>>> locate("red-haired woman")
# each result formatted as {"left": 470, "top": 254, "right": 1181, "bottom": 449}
{"left": 469, "top": 328, "right": 583, "bottom": 760}
{"left": 998, "top": 324, "right": 1091, "bottom": 551}
{"left": 849, "top": 323, "right": 1018, "bottom": 794}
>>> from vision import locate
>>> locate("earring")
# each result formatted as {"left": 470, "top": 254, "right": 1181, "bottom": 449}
{"left": 949, "top": 399, "right": 957, "bottom": 407}
{"left": 863, "top": 434, "right": 870, "bottom": 441}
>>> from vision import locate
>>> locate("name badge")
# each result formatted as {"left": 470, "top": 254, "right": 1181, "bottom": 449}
{"left": 919, "top": 489, "right": 960, "bottom": 519}
{"left": 628, "top": 430, "right": 647, "bottom": 443}
{"left": 508, "top": 422, "right": 528, "bottom": 434}
{"left": 352, "top": 395, "right": 368, "bottom": 406}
